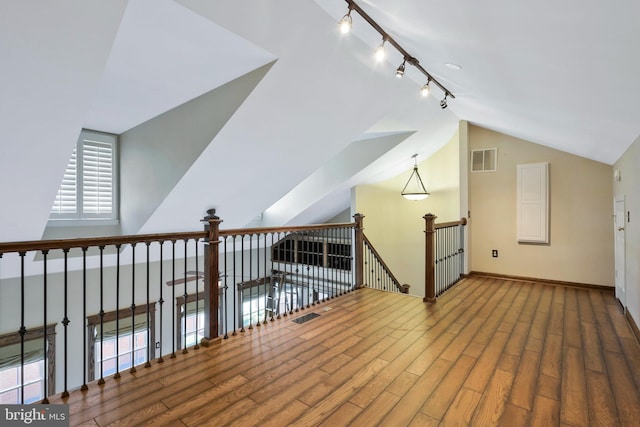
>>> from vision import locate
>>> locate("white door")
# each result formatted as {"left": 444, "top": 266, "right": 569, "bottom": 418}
{"left": 614, "top": 197, "right": 626, "bottom": 306}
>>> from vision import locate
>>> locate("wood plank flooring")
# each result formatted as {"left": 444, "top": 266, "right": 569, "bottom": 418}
{"left": 49, "top": 276, "right": 640, "bottom": 426}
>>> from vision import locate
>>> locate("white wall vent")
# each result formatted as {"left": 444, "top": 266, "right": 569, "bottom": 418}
{"left": 470, "top": 148, "right": 497, "bottom": 172}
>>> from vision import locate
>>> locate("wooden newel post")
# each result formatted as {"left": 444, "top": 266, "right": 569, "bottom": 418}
{"left": 424, "top": 213, "right": 437, "bottom": 303}
{"left": 201, "top": 208, "right": 221, "bottom": 346}
{"left": 353, "top": 213, "right": 365, "bottom": 290}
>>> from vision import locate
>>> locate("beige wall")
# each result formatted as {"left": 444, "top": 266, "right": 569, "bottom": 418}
{"left": 468, "top": 125, "right": 614, "bottom": 286}
{"left": 613, "top": 134, "right": 640, "bottom": 328}
{"left": 353, "top": 131, "right": 461, "bottom": 297}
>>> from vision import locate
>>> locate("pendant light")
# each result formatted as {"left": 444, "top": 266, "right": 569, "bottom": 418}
{"left": 401, "top": 154, "right": 429, "bottom": 200}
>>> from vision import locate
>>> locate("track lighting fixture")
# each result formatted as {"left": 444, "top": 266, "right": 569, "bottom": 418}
{"left": 421, "top": 80, "right": 431, "bottom": 97}
{"left": 440, "top": 93, "right": 448, "bottom": 109}
{"left": 375, "top": 39, "right": 386, "bottom": 62}
{"left": 401, "top": 154, "right": 429, "bottom": 200}
{"left": 338, "top": 8, "right": 352, "bottom": 34}
{"left": 396, "top": 59, "right": 406, "bottom": 78}
{"left": 338, "top": 0, "right": 455, "bottom": 106}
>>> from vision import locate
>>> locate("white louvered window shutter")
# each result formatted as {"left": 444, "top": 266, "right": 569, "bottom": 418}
{"left": 82, "top": 138, "right": 113, "bottom": 215}
{"left": 51, "top": 148, "right": 78, "bottom": 214}
{"left": 50, "top": 129, "right": 118, "bottom": 221}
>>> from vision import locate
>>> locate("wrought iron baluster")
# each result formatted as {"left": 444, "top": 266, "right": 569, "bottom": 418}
{"left": 248, "top": 234, "right": 254, "bottom": 328}
{"left": 182, "top": 239, "right": 189, "bottom": 354}
{"left": 98, "top": 246, "right": 105, "bottom": 385}
{"left": 263, "top": 233, "right": 269, "bottom": 325}
{"left": 19, "top": 251, "right": 26, "bottom": 403}
{"left": 255, "top": 233, "right": 261, "bottom": 327}
{"left": 81, "top": 247, "right": 88, "bottom": 391}
{"left": 146, "top": 242, "right": 152, "bottom": 365}
{"left": 195, "top": 239, "right": 200, "bottom": 349}
{"left": 130, "top": 243, "right": 137, "bottom": 374}
{"left": 241, "top": 235, "right": 245, "bottom": 332}
{"left": 158, "top": 242, "right": 164, "bottom": 363}
{"left": 61, "top": 249, "right": 70, "bottom": 397}
{"left": 41, "top": 249, "right": 49, "bottom": 403}
{"left": 171, "top": 240, "right": 176, "bottom": 358}
{"left": 115, "top": 244, "right": 122, "bottom": 377}
{"left": 233, "top": 235, "right": 238, "bottom": 334}
{"left": 223, "top": 236, "right": 229, "bottom": 338}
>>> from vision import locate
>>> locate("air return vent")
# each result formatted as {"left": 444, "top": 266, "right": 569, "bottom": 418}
{"left": 471, "top": 148, "right": 497, "bottom": 172}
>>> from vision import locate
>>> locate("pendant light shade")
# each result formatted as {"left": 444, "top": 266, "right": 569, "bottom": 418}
{"left": 401, "top": 154, "right": 429, "bottom": 200}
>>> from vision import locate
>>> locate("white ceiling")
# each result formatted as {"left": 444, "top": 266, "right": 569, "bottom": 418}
{"left": 1, "top": 0, "right": 639, "bottom": 241}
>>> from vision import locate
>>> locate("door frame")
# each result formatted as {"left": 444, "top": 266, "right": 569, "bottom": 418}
{"left": 614, "top": 196, "right": 626, "bottom": 308}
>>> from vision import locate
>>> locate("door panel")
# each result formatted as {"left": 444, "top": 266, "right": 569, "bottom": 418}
{"left": 614, "top": 198, "right": 626, "bottom": 306}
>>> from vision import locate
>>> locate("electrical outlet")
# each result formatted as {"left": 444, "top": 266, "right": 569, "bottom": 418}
{"left": 155, "top": 342, "right": 160, "bottom": 349}
{"left": 492, "top": 250, "right": 498, "bottom": 258}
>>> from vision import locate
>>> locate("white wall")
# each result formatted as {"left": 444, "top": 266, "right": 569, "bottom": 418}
{"left": 468, "top": 124, "right": 614, "bottom": 286}
{"left": 353, "top": 131, "right": 461, "bottom": 297}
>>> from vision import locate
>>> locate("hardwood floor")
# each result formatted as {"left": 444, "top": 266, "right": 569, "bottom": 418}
{"left": 49, "top": 276, "right": 640, "bottom": 426}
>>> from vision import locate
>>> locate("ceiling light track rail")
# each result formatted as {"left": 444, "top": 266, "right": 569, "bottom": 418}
{"left": 343, "top": 0, "right": 455, "bottom": 100}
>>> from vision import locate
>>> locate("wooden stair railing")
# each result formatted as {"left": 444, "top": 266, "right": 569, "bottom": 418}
{"left": 362, "top": 235, "right": 410, "bottom": 294}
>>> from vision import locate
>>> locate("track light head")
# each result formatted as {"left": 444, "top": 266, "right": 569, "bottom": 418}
{"left": 440, "top": 93, "right": 448, "bottom": 109}
{"left": 375, "top": 39, "right": 386, "bottom": 62}
{"left": 339, "top": 10, "right": 352, "bottom": 34}
{"left": 396, "top": 60, "right": 406, "bottom": 78}
{"left": 421, "top": 80, "right": 431, "bottom": 97}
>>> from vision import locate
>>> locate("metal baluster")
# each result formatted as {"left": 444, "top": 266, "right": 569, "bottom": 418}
{"left": 460, "top": 224, "right": 465, "bottom": 281}
{"left": 223, "top": 236, "right": 229, "bottom": 338}
{"left": 61, "top": 249, "right": 70, "bottom": 397}
{"left": 256, "top": 234, "right": 261, "bottom": 327}
{"left": 195, "top": 239, "right": 200, "bottom": 349}
{"left": 98, "top": 246, "right": 105, "bottom": 385}
{"left": 436, "top": 229, "right": 440, "bottom": 295}
{"left": 182, "top": 239, "right": 189, "bottom": 354}
{"left": 312, "top": 235, "right": 317, "bottom": 306}
{"left": 298, "top": 236, "right": 303, "bottom": 311}
{"left": 233, "top": 235, "right": 239, "bottom": 334}
{"left": 113, "top": 244, "right": 122, "bottom": 380}
{"left": 81, "top": 247, "right": 88, "bottom": 391}
{"left": 270, "top": 233, "right": 276, "bottom": 321}
{"left": 340, "top": 228, "right": 343, "bottom": 294}
{"left": 171, "top": 240, "right": 176, "bottom": 358}
{"left": 41, "top": 250, "right": 49, "bottom": 403}
{"left": 19, "top": 252, "right": 26, "bottom": 403}
{"left": 241, "top": 235, "right": 246, "bottom": 332}
{"left": 130, "top": 243, "right": 137, "bottom": 373}
{"left": 158, "top": 242, "right": 164, "bottom": 363}
{"left": 114, "top": 245, "right": 122, "bottom": 377}
{"left": 263, "top": 233, "right": 269, "bottom": 325}
{"left": 146, "top": 242, "right": 152, "bottom": 365}
{"left": 322, "top": 229, "right": 327, "bottom": 302}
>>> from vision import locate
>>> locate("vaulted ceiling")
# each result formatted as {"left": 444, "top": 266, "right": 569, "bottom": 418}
{"left": 1, "top": 0, "right": 638, "bottom": 242}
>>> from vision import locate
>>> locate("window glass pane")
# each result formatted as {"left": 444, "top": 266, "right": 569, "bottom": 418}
{"left": 0, "top": 388, "right": 18, "bottom": 405}
{"left": 118, "top": 355, "right": 131, "bottom": 371}
{"left": 101, "top": 358, "right": 117, "bottom": 377}
{"left": 133, "top": 349, "right": 146, "bottom": 366}
{"left": 118, "top": 335, "right": 131, "bottom": 352}
{"left": 102, "top": 338, "right": 116, "bottom": 358}
{"left": 134, "top": 331, "right": 147, "bottom": 349}
{"left": 0, "top": 367, "right": 18, "bottom": 390}
{"left": 23, "top": 381, "right": 42, "bottom": 404}
{"left": 23, "top": 360, "right": 42, "bottom": 383}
